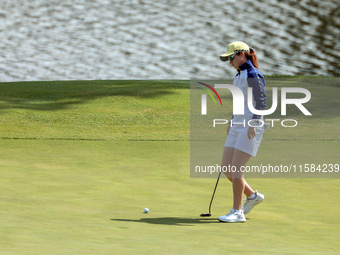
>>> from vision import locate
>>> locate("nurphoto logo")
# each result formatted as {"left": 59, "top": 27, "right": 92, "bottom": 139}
{"left": 198, "top": 82, "right": 312, "bottom": 128}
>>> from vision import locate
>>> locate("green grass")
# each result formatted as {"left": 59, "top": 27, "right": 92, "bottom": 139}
{"left": 0, "top": 80, "right": 189, "bottom": 141}
{"left": 0, "top": 78, "right": 339, "bottom": 254}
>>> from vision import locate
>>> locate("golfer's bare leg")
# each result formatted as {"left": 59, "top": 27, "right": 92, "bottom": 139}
{"left": 231, "top": 149, "right": 252, "bottom": 210}
{"left": 221, "top": 147, "right": 254, "bottom": 197}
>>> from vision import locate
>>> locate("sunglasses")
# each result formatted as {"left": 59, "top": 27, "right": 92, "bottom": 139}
{"left": 229, "top": 53, "right": 237, "bottom": 61}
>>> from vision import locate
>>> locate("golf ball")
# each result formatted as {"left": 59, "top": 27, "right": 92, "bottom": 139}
{"left": 144, "top": 208, "right": 149, "bottom": 213}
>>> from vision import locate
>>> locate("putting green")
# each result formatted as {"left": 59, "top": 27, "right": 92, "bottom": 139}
{"left": 0, "top": 79, "right": 339, "bottom": 254}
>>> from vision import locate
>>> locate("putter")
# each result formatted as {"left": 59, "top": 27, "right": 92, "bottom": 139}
{"left": 200, "top": 171, "right": 222, "bottom": 217}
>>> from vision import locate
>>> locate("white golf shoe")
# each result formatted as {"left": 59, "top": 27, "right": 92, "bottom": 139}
{"left": 218, "top": 209, "right": 246, "bottom": 223}
{"left": 242, "top": 191, "right": 264, "bottom": 214}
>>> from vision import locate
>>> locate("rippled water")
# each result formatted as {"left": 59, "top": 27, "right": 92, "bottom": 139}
{"left": 0, "top": 0, "right": 339, "bottom": 81}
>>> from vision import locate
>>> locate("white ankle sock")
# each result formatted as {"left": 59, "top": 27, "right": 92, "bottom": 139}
{"left": 248, "top": 192, "right": 257, "bottom": 200}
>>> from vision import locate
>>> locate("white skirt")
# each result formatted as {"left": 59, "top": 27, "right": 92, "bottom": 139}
{"left": 224, "top": 125, "right": 265, "bottom": 157}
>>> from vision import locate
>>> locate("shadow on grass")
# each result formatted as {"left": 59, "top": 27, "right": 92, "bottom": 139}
{"left": 111, "top": 217, "right": 219, "bottom": 226}
{"left": 0, "top": 80, "right": 189, "bottom": 112}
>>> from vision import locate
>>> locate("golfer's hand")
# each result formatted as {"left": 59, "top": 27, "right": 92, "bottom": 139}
{"left": 227, "top": 124, "right": 231, "bottom": 135}
{"left": 247, "top": 126, "right": 256, "bottom": 139}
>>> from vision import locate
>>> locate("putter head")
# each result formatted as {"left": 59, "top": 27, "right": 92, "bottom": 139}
{"left": 200, "top": 213, "right": 211, "bottom": 217}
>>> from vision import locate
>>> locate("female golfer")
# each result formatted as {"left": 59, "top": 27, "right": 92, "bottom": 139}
{"left": 218, "top": 41, "right": 266, "bottom": 223}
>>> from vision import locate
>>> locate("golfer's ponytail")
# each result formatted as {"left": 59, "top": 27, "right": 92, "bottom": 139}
{"left": 245, "top": 48, "right": 259, "bottom": 69}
